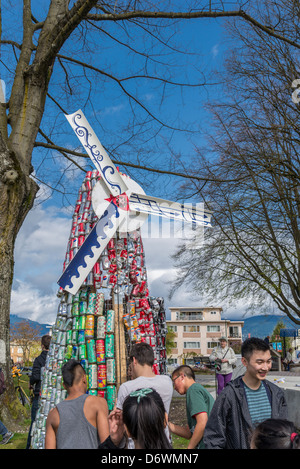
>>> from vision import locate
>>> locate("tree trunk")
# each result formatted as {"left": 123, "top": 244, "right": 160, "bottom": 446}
{"left": 0, "top": 136, "right": 38, "bottom": 424}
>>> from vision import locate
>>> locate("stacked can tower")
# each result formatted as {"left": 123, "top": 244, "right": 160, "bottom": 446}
{"left": 30, "top": 170, "right": 168, "bottom": 449}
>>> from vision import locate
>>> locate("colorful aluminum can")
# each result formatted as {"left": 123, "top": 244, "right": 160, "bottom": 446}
{"left": 72, "top": 316, "right": 79, "bottom": 330}
{"left": 78, "top": 344, "right": 87, "bottom": 360}
{"left": 88, "top": 364, "right": 98, "bottom": 389}
{"left": 86, "top": 339, "right": 96, "bottom": 363}
{"left": 87, "top": 292, "right": 97, "bottom": 314}
{"left": 79, "top": 315, "right": 86, "bottom": 330}
{"left": 85, "top": 328, "right": 94, "bottom": 339}
{"left": 105, "top": 334, "right": 114, "bottom": 358}
{"left": 96, "top": 339, "right": 105, "bottom": 363}
{"left": 57, "top": 347, "right": 64, "bottom": 360}
{"left": 97, "top": 390, "right": 106, "bottom": 398}
{"left": 72, "top": 346, "right": 78, "bottom": 360}
{"left": 78, "top": 330, "right": 85, "bottom": 344}
{"left": 106, "top": 385, "right": 116, "bottom": 411}
{"left": 71, "top": 301, "right": 79, "bottom": 316}
{"left": 94, "top": 292, "right": 104, "bottom": 316}
{"left": 64, "top": 344, "right": 73, "bottom": 360}
{"left": 66, "top": 329, "right": 73, "bottom": 345}
{"left": 79, "top": 300, "right": 87, "bottom": 315}
{"left": 106, "top": 358, "right": 116, "bottom": 384}
{"left": 71, "top": 329, "right": 78, "bottom": 345}
{"left": 86, "top": 315, "right": 95, "bottom": 330}
{"left": 97, "top": 364, "right": 106, "bottom": 388}
{"left": 96, "top": 316, "right": 106, "bottom": 339}
{"left": 106, "top": 309, "right": 115, "bottom": 334}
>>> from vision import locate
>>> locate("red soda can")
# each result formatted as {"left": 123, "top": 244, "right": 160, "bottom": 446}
{"left": 96, "top": 339, "right": 105, "bottom": 363}
{"left": 78, "top": 235, "right": 85, "bottom": 247}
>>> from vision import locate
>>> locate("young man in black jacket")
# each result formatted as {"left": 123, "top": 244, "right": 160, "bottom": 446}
{"left": 203, "top": 337, "right": 288, "bottom": 449}
{"left": 26, "top": 334, "right": 51, "bottom": 449}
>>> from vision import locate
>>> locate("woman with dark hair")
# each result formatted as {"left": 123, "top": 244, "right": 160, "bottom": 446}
{"left": 122, "top": 388, "right": 173, "bottom": 449}
{"left": 250, "top": 419, "right": 300, "bottom": 449}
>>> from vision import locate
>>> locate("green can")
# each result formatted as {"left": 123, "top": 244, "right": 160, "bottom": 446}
{"left": 78, "top": 343, "right": 87, "bottom": 360}
{"left": 71, "top": 301, "right": 79, "bottom": 316}
{"left": 72, "top": 316, "right": 79, "bottom": 330}
{"left": 64, "top": 344, "right": 73, "bottom": 360}
{"left": 106, "top": 310, "right": 115, "bottom": 334}
{"left": 66, "top": 329, "right": 72, "bottom": 345}
{"left": 79, "top": 301, "right": 87, "bottom": 315}
{"left": 86, "top": 339, "right": 96, "bottom": 363}
{"left": 105, "top": 334, "right": 114, "bottom": 358}
{"left": 106, "top": 385, "right": 116, "bottom": 412}
{"left": 71, "top": 329, "right": 78, "bottom": 344}
{"left": 79, "top": 315, "right": 86, "bottom": 330}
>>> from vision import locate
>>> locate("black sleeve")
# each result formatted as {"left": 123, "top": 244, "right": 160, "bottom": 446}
{"left": 30, "top": 356, "right": 42, "bottom": 386}
{"left": 98, "top": 436, "right": 121, "bottom": 449}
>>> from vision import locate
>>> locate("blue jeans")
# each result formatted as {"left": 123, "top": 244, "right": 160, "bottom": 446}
{"left": 0, "top": 420, "right": 8, "bottom": 437}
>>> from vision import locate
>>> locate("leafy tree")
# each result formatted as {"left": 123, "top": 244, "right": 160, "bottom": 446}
{"left": 171, "top": 0, "right": 300, "bottom": 326}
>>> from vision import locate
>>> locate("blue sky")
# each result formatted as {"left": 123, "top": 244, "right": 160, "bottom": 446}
{"left": 3, "top": 4, "right": 250, "bottom": 324}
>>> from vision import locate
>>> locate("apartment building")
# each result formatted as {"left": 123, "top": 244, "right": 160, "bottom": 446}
{"left": 167, "top": 306, "right": 244, "bottom": 366}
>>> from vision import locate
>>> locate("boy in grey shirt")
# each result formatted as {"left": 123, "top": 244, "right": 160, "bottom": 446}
{"left": 116, "top": 343, "right": 173, "bottom": 446}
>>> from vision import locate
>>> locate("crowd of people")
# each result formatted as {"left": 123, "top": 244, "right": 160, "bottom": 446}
{"left": 0, "top": 336, "right": 299, "bottom": 449}
{"left": 44, "top": 337, "right": 299, "bottom": 450}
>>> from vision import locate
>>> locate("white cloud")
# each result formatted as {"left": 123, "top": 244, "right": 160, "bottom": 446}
{"left": 11, "top": 279, "right": 59, "bottom": 325}
{"left": 211, "top": 44, "right": 219, "bottom": 58}
{"left": 12, "top": 203, "right": 71, "bottom": 323}
{"left": 99, "top": 104, "right": 125, "bottom": 116}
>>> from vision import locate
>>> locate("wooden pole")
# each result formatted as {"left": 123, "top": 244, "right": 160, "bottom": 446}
{"left": 113, "top": 293, "right": 127, "bottom": 389}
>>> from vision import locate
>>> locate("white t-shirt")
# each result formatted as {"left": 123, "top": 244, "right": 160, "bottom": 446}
{"left": 116, "top": 374, "right": 173, "bottom": 447}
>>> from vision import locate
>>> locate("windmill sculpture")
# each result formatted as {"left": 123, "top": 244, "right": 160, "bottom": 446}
{"left": 29, "top": 110, "right": 212, "bottom": 449}
{"left": 58, "top": 110, "right": 212, "bottom": 296}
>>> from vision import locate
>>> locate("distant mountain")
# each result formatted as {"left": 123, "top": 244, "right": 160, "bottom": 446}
{"left": 10, "top": 314, "right": 52, "bottom": 336}
{"left": 239, "top": 314, "right": 299, "bottom": 340}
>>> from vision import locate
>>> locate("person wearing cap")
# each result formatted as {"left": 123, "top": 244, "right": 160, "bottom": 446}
{"left": 209, "top": 336, "right": 237, "bottom": 395}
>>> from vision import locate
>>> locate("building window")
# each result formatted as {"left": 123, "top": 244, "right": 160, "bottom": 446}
{"left": 169, "top": 325, "right": 177, "bottom": 332}
{"left": 207, "top": 325, "right": 220, "bottom": 332}
{"left": 167, "top": 358, "right": 178, "bottom": 365}
{"left": 229, "top": 326, "right": 239, "bottom": 338}
{"left": 208, "top": 341, "right": 219, "bottom": 348}
{"left": 183, "top": 325, "right": 200, "bottom": 332}
{"left": 184, "top": 342, "right": 201, "bottom": 349}
{"left": 210, "top": 311, "right": 217, "bottom": 315}
{"left": 176, "top": 311, "right": 203, "bottom": 321}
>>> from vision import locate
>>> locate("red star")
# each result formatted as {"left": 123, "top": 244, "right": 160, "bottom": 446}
{"left": 105, "top": 192, "right": 130, "bottom": 211}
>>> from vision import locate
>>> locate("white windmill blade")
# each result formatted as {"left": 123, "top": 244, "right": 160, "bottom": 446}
{"left": 58, "top": 200, "right": 128, "bottom": 295}
{"left": 129, "top": 193, "right": 212, "bottom": 227}
{"left": 65, "top": 110, "right": 129, "bottom": 197}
